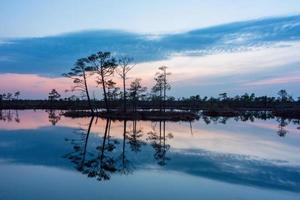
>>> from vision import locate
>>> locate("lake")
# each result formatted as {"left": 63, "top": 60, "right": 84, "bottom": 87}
{"left": 0, "top": 110, "right": 300, "bottom": 200}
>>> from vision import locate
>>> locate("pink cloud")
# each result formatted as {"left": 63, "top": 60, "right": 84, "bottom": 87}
{"left": 0, "top": 73, "right": 72, "bottom": 99}
{"left": 0, "top": 73, "right": 154, "bottom": 99}
{"left": 244, "top": 74, "right": 300, "bottom": 86}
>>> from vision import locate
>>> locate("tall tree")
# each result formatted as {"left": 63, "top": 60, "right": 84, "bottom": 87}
{"left": 277, "top": 89, "right": 292, "bottom": 102}
{"left": 152, "top": 66, "right": 171, "bottom": 111}
{"left": 63, "top": 58, "right": 95, "bottom": 114}
{"left": 87, "top": 52, "right": 117, "bottom": 113}
{"left": 6, "top": 93, "right": 13, "bottom": 101}
{"left": 219, "top": 93, "right": 228, "bottom": 101}
{"left": 14, "top": 91, "right": 20, "bottom": 100}
{"left": 106, "top": 80, "right": 120, "bottom": 101}
{"left": 129, "top": 79, "right": 147, "bottom": 112}
{"left": 116, "top": 57, "right": 134, "bottom": 113}
{"left": 48, "top": 89, "right": 61, "bottom": 101}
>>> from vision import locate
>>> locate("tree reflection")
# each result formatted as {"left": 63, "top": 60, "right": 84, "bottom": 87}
{"left": 200, "top": 111, "right": 296, "bottom": 137}
{"left": 147, "top": 121, "right": 173, "bottom": 166}
{"left": 63, "top": 117, "right": 94, "bottom": 170}
{"left": 0, "top": 110, "right": 20, "bottom": 123}
{"left": 277, "top": 117, "right": 289, "bottom": 137}
{"left": 200, "top": 111, "right": 274, "bottom": 125}
{"left": 46, "top": 109, "right": 62, "bottom": 125}
{"left": 62, "top": 113, "right": 298, "bottom": 182}
{"left": 116, "top": 120, "right": 131, "bottom": 174}
{"left": 64, "top": 118, "right": 175, "bottom": 181}
{"left": 293, "top": 119, "right": 300, "bottom": 131}
{"left": 127, "top": 120, "right": 145, "bottom": 153}
{"left": 87, "top": 119, "right": 117, "bottom": 180}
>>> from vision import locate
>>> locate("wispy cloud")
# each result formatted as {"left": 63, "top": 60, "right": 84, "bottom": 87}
{"left": 0, "top": 15, "right": 299, "bottom": 75}
{"left": 245, "top": 74, "right": 300, "bottom": 86}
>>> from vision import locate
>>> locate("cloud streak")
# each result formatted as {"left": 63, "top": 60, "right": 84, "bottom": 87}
{"left": 0, "top": 15, "right": 299, "bottom": 76}
{"left": 245, "top": 74, "right": 300, "bottom": 86}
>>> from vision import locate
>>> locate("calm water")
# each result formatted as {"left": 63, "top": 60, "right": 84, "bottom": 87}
{"left": 0, "top": 110, "right": 300, "bottom": 200}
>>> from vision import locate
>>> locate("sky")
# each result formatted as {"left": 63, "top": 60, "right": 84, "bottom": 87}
{"left": 0, "top": 0, "right": 300, "bottom": 99}
{"left": 1, "top": 0, "right": 300, "bottom": 37}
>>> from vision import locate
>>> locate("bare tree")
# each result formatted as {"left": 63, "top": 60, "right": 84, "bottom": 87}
{"left": 116, "top": 57, "right": 135, "bottom": 113}
{"left": 63, "top": 58, "right": 95, "bottom": 114}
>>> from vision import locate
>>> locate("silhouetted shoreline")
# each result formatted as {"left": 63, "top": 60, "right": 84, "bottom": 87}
{"left": 63, "top": 110, "right": 199, "bottom": 121}
{"left": 1, "top": 99, "right": 300, "bottom": 120}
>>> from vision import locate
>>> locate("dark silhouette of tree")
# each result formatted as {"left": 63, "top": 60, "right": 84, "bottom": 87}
{"left": 277, "top": 89, "right": 293, "bottom": 102}
{"left": 277, "top": 89, "right": 288, "bottom": 102}
{"left": 129, "top": 78, "right": 147, "bottom": 112}
{"left": 87, "top": 52, "right": 118, "bottom": 113}
{"left": 48, "top": 89, "right": 61, "bottom": 101}
{"left": 152, "top": 66, "right": 171, "bottom": 112}
{"left": 117, "top": 57, "right": 135, "bottom": 113}
{"left": 4, "top": 93, "right": 13, "bottom": 101}
{"left": 14, "top": 91, "right": 20, "bottom": 100}
{"left": 106, "top": 80, "right": 120, "bottom": 101}
{"left": 63, "top": 58, "right": 95, "bottom": 114}
{"left": 219, "top": 93, "right": 228, "bottom": 101}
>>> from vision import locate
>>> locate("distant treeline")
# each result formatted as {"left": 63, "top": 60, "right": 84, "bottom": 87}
{"left": 1, "top": 94, "right": 299, "bottom": 111}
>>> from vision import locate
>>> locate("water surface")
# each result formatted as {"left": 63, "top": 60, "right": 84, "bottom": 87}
{"left": 0, "top": 110, "right": 300, "bottom": 200}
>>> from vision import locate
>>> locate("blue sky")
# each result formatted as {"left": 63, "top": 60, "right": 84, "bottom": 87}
{"left": 0, "top": 0, "right": 300, "bottom": 98}
{"left": 1, "top": 0, "right": 300, "bottom": 37}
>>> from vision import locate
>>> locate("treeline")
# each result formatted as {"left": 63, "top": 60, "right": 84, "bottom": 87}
{"left": 1, "top": 50, "right": 299, "bottom": 115}
{"left": 0, "top": 91, "right": 21, "bottom": 101}
{"left": 0, "top": 93, "right": 299, "bottom": 111}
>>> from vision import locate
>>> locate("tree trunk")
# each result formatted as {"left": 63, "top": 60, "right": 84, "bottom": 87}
{"left": 80, "top": 116, "right": 94, "bottom": 169}
{"left": 123, "top": 75, "right": 126, "bottom": 113}
{"left": 100, "top": 119, "right": 110, "bottom": 162}
{"left": 122, "top": 120, "right": 127, "bottom": 167}
{"left": 83, "top": 71, "right": 94, "bottom": 115}
{"left": 100, "top": 70, "right": 109, "bottom": 113}
{"left": 163, "top": 76, "right": 166, "bottom": 112}
{"left": 159, "top": 89, "right": 162, "bottom": 112}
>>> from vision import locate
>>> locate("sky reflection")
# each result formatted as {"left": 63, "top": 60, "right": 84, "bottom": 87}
{"left": 1, "top": 110, "right": 300, "bottom": 200}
